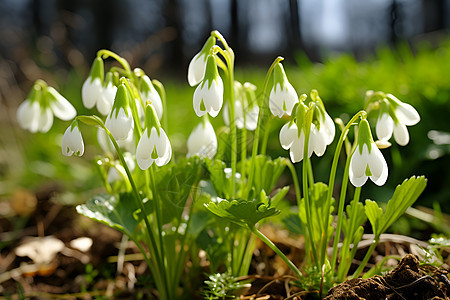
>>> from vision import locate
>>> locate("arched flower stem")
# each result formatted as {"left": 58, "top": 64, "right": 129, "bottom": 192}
{"left": 97, "top": 50, "right": 132, "bottom": 78}
{"left": 321, "top": 110, "right": 367, "bottom": 272}
{"left": 246, "top": 56, "right": 284, "bottom": 198}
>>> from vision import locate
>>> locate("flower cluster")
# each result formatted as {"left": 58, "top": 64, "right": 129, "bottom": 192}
{"left": 366, "top": 91, "right": 420, "bottom": 146}
{"left": 278, "top": 90, "right": 335, "bottom": 163}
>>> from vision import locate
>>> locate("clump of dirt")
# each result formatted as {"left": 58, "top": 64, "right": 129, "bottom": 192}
{"left": 325, "top": 254, "right": 449, "bottom": 300}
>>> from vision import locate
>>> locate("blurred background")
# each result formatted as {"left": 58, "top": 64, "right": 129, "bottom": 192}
{"left": 1, "top": 0, "right": 449, "bottom": 233}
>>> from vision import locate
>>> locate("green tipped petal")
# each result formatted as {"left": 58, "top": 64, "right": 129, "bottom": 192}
{"left": 89, "top": 57, "right": 104, "bottom": 83}
{"left": 111, "top": 84, "right": 130, "bottom": 117}
{"left": 357, "top": 119, "right": 374, "bottom": 153}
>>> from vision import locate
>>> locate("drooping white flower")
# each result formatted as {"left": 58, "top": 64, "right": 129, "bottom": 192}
{"left": 309, "top": 93, "right": 335, "bottom": 156}
{"left": 97, "top": 127, "right": 135, "bottom": 154}
{"left": 17, "top": 82, "right": 76, "bottom": 133}
{"left": 105, "top": 84, "right": 134, "bottom": 141}
{"left": 62, "top": 120, "right": 84, "bottom": 157}
{"left": 140, "top": 75, "right": 163, "bottom": 120}
{"left": 349, "top": 119, "right": 388, "bottom": 187}
{"left": 187, "top": 118, "right": 217, "bottom": 159}
{"left": 136, "top": 104, "right": 172, "bottom": 169}
{"left": 193, "top": 55, "right": 223, "bottom": 118}
{"left": 81, "top": 57, "right": 106, "bottom": 113}
{"left": 269, "top": 63, "right": 298, "bottom": 118}
{"left": 188, "top": 36, "right": 216, "bottom": 87}
{"left": 375, "top": 95, "right": 420, "bottom": 146}
{"left": 279, "top": 121, "right": 314, "bottom": 163}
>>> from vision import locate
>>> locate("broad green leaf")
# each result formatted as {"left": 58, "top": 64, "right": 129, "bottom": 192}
{"left": 205, "top": 198, "right": 280, "bottom": 228}
{"left": 154, "top": 157, "right": 204, "bottom": 225}
{"left": 270, "top": 186, "right": 290, "bottom": 207}
{"left": 282, "top": 213, "right": 304, "bottom": 235}
{"left": 380, "top": 176, "right": 427, "bottom": 233}
{"left": 342, "top": 201, "right": 366, "bottom": 238}
{"left": 249, "top": 156, "right": 287, "bottom": 194}
{"left": 76, "top": 193, "right": 140, "bottom": 238}
{"left": 364, "top": 199, "right": 383, "bottom": 236}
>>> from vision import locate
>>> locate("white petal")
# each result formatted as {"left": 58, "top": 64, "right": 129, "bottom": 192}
{"left": 395, "top": 102, "right": 420, "bottom": 126}
{"left": 284, "top": 82, "right": 299, "bottom": 116}
{"left": 393, "top": 122, "right": 409, "bottom": 146}
{"left": 323, "top": 113, "right": 335, "bottom": 145}
{"left": 48, "top": 87, "right": 77, "bottom": 120}
{"left": 188, "top": 53, "right": 207, "bottom": 87}
{"left": 17, "top": 100, "right": 35, "bottom": 130}
{"left": 38, "top": 107, "right": 54, "bottom": 133}
{"left": 154, "top": 128, "right": 172, "bottom": 166}
{"left": 193, "top": 83, "right": 207, "bottom": 117}
{"left": 376, "top": 113, "right": 394, "bottom": 141}
{"left": 289, "top": 130, "right": 312, "bottom": 163}
{"left": 103, "top": 83, "right": 117, "bottom": 107}
{"left": 269, "top": 84, "right": 284, "bottom": 118}
{"left": 97, "top": 128, "right": 114, "bottom": 153}
{"left": 96, "top": 93, "right": 112, "bottom": 116}
{"left": 311, "top": 124, "right": 327, "bottom": 157}
{"left": 82, "top": 77, "right": 103, "bottom": 109}
{"left": 205, "top": 79, "right": 224, "bottom": 118}
{"left": 279, "top": 122, "right": 298, "bottom": 150}
{"left": 136, "top": 129, "right": 154, "bottom": 170}
{"left": 187, "top": 122, "right": 217, "bottom": 159}
{"left": 349, "top": 145, "right": 369, "bottom": 187}
{"left": 368, "top": 144, "right": 388, "bottom": 186}
{"left": 245, "top": 105, "right": 259, "bottom": 131}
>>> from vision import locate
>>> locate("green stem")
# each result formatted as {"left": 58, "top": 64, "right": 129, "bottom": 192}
{"left": 330, "top": 148, "right": 353, "bottom": 272}
{"left": 240, "top": 126, "right": 247, "bottom": 198}
{"left": 260, "top": 117, "right": 272, "bottom": 155}
{"left": 337, "top": 186, "right": 362, "bottom": 281}
{"left": 228, "top": 65, "right": 237, "bottom": 197}
{"left": 302, "top": 124, "right": 319, "bottom": 267}
{"left": 149, "top": 164, "right": 171, "bottom": 299}
{"left": 152, "top": 79, "right": 168, "bottom": 134}
{"left": 320, "top": 110, "right": 366, "bottom": 270}
{"left": 286, "top": 160, "right": 302, "bottom": 208}
{"left": 246, "top": 56, "right": 284, "bottom": 197}
{"left": 97, "top": 49, "right": 132, "bottom": 77}
{"left": 252, "top": 227, "right": 302, "bottom": 279}
{"left": 351, "top": 237, "right": 380, "bottom": 279}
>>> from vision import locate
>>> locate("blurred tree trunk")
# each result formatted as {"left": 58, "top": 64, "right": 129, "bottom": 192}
{"left": 288, "top": 0, "right": 302, "bottom": 58}
{"left": 163, "top": 0, "right": 183, "bottom": 74}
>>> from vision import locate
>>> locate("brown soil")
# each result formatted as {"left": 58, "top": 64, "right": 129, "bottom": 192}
{"left": 324, "top": 254, "right": 450, "bottom": 300}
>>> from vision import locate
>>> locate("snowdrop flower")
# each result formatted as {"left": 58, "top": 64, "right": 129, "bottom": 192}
{"left": 62, "top": 120, "right": 84, "bottom": 157}
{"left": 82, "top": 57, "right": 108, "bottom": 114}
{"left": 375, "top": 94, "right": 420, "bottom": 146}
{"left": 17, "top": 81, "right": 76, "bottom": 133}
{"left": 223, "top": 82, "right": 259, "bottom": 131}
{"left": 188, "top": 36, "right": 216, "bottom": 87}
{"left": 193, "top": 55, "right": 224, "bottom": 118}
{"left": 279, "top": 102, "right": 314, "bottom": 163}
{"left": 269, "top": 63, "right": 298, "bottom": 118}
{"left": 105, "top": 84, "right": 134, "bottom": 141}
{"left": 349, "top": 119, "right": 388, "bottom": 187}
{"left": 136, "top": 104, "right": 172, "bottom": 169}
{"left": 187, "top": 117, "right": 217, "bottom": 159}
{"left": 140, "top": 75, "right": 163, "bottom": 120}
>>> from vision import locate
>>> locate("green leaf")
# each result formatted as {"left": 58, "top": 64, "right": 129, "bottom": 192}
{"left": 205, "top": 158, "right": 231, "bottom": 199}
{"left": 205, "top": 198, "right": 280, "bottom": 228}
{"left": 76, "top": 193, "right": 140, "bottom": 239}
{"left": 342, "top": 201, "right": 367, "bottom": 240}
{"left": 249, "top": 156, "right": 287, "bottom": 194}
{"left": 298, "top": 183, "right": 334, "bottom": 244}
{"left": 154, "top": 157, "right": 204, "bottom": 225}
{"left": 77, "top": 115, "right": 103, "bottom": 127}
{"left": 380, "top": 176, "right": 427, "bottom": 233}
{"left": 364, "top": 199, "right": 383, "bottom": 236}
